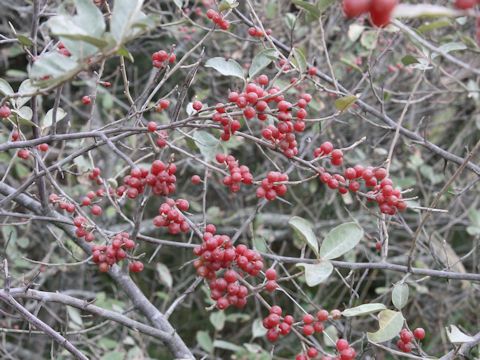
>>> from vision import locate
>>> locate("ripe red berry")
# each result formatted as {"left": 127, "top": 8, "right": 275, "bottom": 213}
{"left": 82, "top": 96, "right": 92, "bottom": 105}
{"left": 129, "top": 261, "right": 144, "bottom": 273}
{"left": 370, "top": 0, "right": 398, "bottom": 27}
{"left": 400, "top": 329, "right": 414, "bottom": 343}
{"left": 265, "top": 268, "right": 277, "bottom": 280}
{"left": 0, "top": 105, "right": 11, "bottom": 118}
{"left": 336, "top": 339, "right": 349, "bottom": 351}
{"left": 342, "top": 0, "right": 371, "bottom": 18}
{"left": 307, "top": 66, "right": 317, "bottom": 76}
{"left": 38, "top": 143, "right": 49, "bottom": 152}
{"left": 455, "top": 0, "right": 476, "bottom": 9}
{"left": 302, "top": 324, "right": 315, "bottom": 336}
{"left": 17, "top": 149, "right": 30, "bottom": 159}
{"left": 413, "top": 327, "right": 426, "bottom": 340}
{"left": 316, "top": 309, "right": 329, "bottom": 321}
{"left": 147, "top": 121, "right": 157, "bottom": 132}
{"left": 192, "top": 100, "right": 203, "bottom": 111}
{"left": 191, "top": 175, "right": 201, "bottom": 185}
{"left": 91, "top": 205, "right": 102, "bottom": 216}
{"left": 303, "top": 314, "right": 315, "bottom": 324}
{"left": 307, "top": 347, "right": 318, "bottom": 358}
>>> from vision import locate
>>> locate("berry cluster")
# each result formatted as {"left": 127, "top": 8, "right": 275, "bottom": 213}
{"left": 193, "top": 227, "right": 265, "bottom": 310}
{"left": 153, "top": 198, "right": 190, "bottom": 234}
{"left": 300, "top": 310, "right": 329, "bottom": 337}
{"left": 342, "top": 0, "right": 398, "bottom": 27}
{"left": 396, "top": 328, "right": 425, "bottom": 353}
{"left": 151, "top": 50, "right": 176, "bottom": 68}
{"left": 262, "top": 306, "right": 294, "bottom": 342}
{"left": 216, "top": 153, "right": 253, "bottom": 192}
{"left": 205, "top": 9, "right": 230, "bottom": 30}
{"left": 117, "top": 161, "right": 177, "bottom": 199}
{"left": 49, "top": 193, "right": 76, "bottom": 213}
{"left": 73, "top": 216, "right": 95, "bottom": 242}
{"left": 256, "top": 171, "right": 288, "bottom": 201}
{"left": 260, "top": 93, "right": 311, "bottom": 158}
{"left": 91, "top": 232, "right": 138, "bottom": 273}
{"left": 208, "top": 270, "right": 249, "bottom": 310}
{"left": 334, "top": 339, "right": 356, "bottom": 360}
{"left": 212, "top": 102, "right": 241, "bottom": 141}
{"left": 247, "top": 26, "right": 272, "bottom": 37}
{"left": 314, "top": 142, "right": 407, "bottom": 215}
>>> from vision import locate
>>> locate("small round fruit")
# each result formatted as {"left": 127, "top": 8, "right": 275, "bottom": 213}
{"left": 82, "top": 96, "right": 92, "bottom": 105}
{"left": 413, "top": 327, "right": 426, "bottom": 340}
{"left": 342, "top": 0, "right": 371, "bottom": 18}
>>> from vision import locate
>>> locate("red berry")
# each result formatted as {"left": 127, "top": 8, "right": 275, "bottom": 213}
{"left": 400, "top": 329, "right": 414, "bottom": 343}
{"left": 455, "top": 0, "right": 476, "bottom": 9}
{"left": 17, "top": 149, "right": 30, "bottom": 159}
{"left": 265, "top": 268, "right": 277, "bottom": 280}
{"left": 413, "top": 327, "right": 426, "bottom": 340}
{"left": 82, "top": 96, "right": 92, "bottom": 105}
{"left": 147, "top": 121, "right": 157, "bottom": 132}
{"left": 342, "top": 0, "right": 371, "bottom": 18}
{"left": 91, "top": 205, "right": 102, "bottom": 216}
{"left": 0, "top": 105, "right": 11, "bottom": 118}
{"left": 336, "top": 339, "right": 349, "bottom": 351}
{"left": 302, "top": 324, "right": 315, "bottom": 336}
{"left": 307, "top": 347, "right": 318, "bottom": 358}
{"left": 192, "top": 100, "right": 203, "bottom": 111}
{"left": 38, "top": 143, "right": 49, "bottom": 152}
{"left": 129, "top": 261, "right": 144, "bottom": 273}
{"left": 303, "top": 314, "right": 315, "bottom": 324}
{"left": 317, "top": 309, "right": 329, "bottom": 321}
{"left": 191, "top": 175, "right": 201, "bottom": 184}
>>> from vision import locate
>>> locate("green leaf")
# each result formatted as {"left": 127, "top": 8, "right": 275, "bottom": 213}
{"left": 367, "top": 310, "right": 404, "bottom": 343}
{"left": 292, "top": 48, "right": 307, "bottom": 74}
{"left": 196, "top": 330, "right": 214, "bottom": 352}
{"left": 213, "top": 340, "right": 242, "bottom": 352}
{"left": 210, "top": 311, "right": 226, "bottom": 331}
{"left": 320, "top": 222, "right": 363, "bottom": 260}
{"left": 111, "top": 0, "right": 145, "bottom": 44}
{"left": 292, "top": 0, "right": 320, "bottom": 19}
{"left": 205, "top": 57, "right": 244, "bottom": 79}
{"left": 446, "top": 325, "right": 475, "bottom": 344}
{"left": 249, "top": 49, "right": 278, "bottom": 78}
{"left": 432, "top": 42, "right": 467, "bottom": 59}
{"left": 392, "top": 283, "right": 409, "bottom": 310}
{"left": 17, "top": 34, "right": 33, "bottom": 47}
{"left": 468, "top": 209, "right": 480, "bottom": 227}
{"left": 155, "top": 263, "right": 173, "bottom": 288}
{"left": 16, "top": 79, "right": 37, "bottom": 108}
{"left": 100, "top": 352, "right": 124, "bottom": 360}
{"left": 288, "top": 216, "right": 319, "bottom": 257}
{"left": 42, "top": 107, "right": 67, "bottom": 128}
{"left": 317, "top": 0, "right": 335, "bottom": 14}
{"left": 392, "top": 4, "right": 461, "bottom": 18}
{"left": 67, "top": 306, "right": 83, "bottom": 329}
{"left": 418, "top": 19, "right": 452, "bottom": 33}
{"left": 348, "top": 24, "right": 365, "bottom": 42}
{"left": 29, "top": 51, "right": 78, "bottom": 82}
{"left": 2, "top": 226, "right": 17, "bottom": 247}
{"left": 360, "top": 30, "right": 378, "bottom": 50}
{"left": 342, "top": 303, "right": 387, "bottom": 317}
{"left": 12, "top": 107, "right": 32, "bottom": 121}
{"left": 401, "top": 55, "right": 419, "bottom": 66}
{"left": 323, "top": 325, "right": 338, "bottom": 347}
{"left": 252, "top": 318, "right": 268, "bottom": 338}
{"left": 334, "top": 95, "right": 357, "bottom": 112}
{"left": 193, "top": 131, "right": 220, "bottom": 162}
{"left": 117, "top": 46, "right": 135, "bottom": 63}
{"left": 285, "top": 13, "right": 297, "bottom": 29}
{"left": 296, "top": 261, "right": 333, "bottom": 286}
{"left": 0, "top": 78, "right": 14, "bottom": 96}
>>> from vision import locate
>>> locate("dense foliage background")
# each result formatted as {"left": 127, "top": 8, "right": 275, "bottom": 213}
{"left": 0, "top": 0, "right": 479, "bottom": 359}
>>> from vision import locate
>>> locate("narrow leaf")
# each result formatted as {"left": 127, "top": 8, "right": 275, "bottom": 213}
{"left": 392, "top": 283, "right": 409, "bottom": 310}
{"left": 292, "top": 0, "right": 320, "bottom": 19}
{"left": 334, "top": 95, "right": 357, "bottom": 112}
{"left": 342, "top": 303, "right": 387, "bottom": 317}
{"left": 249, "top": 49, "right": 277, "bottom": 78}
